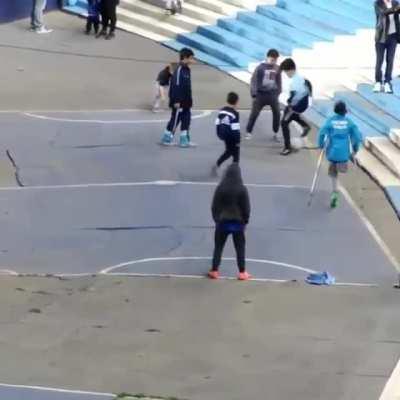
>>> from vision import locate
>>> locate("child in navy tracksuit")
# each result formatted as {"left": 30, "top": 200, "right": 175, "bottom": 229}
{"left": 161, "top": 47, "right": 195, "bottom": 148}
{"left": 212, "top": 92, "right": 241, "bottom": 176}
{"left": 318, "top": 101, "right": 362, "bottom": 208}
{"left": 86, "top": 0, "right": 101, "bottom": 35}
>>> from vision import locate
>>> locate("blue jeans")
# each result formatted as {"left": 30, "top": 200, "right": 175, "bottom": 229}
{"left": 31, "top": 0, "right": 47, "bottom": 29}
{"left": 375, "top": 34, "right": 398, "bottom": 83}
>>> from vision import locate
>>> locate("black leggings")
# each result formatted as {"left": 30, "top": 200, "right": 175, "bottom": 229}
{"left": 281, "top": 107, "right": 310, "bottom": 150}
{"left": 211, "top": 226, "right": 246, "bottom": 273}
{"left": 217, "top": 138, "right": 240, "bottom": 167}
{"left": 246, "top": 93, "right": 281, "bottom": 134}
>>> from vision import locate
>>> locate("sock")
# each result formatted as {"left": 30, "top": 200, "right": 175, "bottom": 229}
{"left": 331, "top": 176, "right": 338, "bottom": 193}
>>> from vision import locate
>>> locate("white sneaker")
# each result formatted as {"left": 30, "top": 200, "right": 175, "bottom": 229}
{"left": 373, "top": 82, "right": 382, "bottom": 92}
{"left": 384, "top": 82, "right": 393, "bottom": 94}
{"left": 35, "top": 26, "right": 53, "bottom": 34}
{"left": 244, "top": 133, "right": 253, "bottom": 140}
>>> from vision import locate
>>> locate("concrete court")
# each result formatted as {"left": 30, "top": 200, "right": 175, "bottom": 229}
{"left": 0, "top": 109, "right": 397, "bottom": 286}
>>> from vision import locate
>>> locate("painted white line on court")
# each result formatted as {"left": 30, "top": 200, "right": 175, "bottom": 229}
{"left": 0, "top": 382, "right": 114, "bottom": 397}
{"left": 100, "top": 256, "right": 319, "bottom": 275}
{"left": 379, "top": 358, "right": 400, "bottom": 400}
{"left": 22, "top": 110, "right": 212, "bottom": 124}
{"left": 339, "top": 183, "right": 400, "bottom": 274}
{"left": 0, "top": 269, "right": 18, "bottom": 275}
{"left": 0, "top": 180, "right": 308, "bottom": 192}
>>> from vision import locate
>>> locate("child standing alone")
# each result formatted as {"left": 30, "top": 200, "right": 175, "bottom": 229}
{"left": 318, "top": 101, "right": 362, "bottom": 208}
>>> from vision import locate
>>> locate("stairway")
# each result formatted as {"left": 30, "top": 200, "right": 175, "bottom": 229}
{"left": 62, "top": 0, "right": 400, "bottom": 218}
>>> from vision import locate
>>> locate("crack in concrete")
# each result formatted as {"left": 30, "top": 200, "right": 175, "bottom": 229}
{"left": 6, "top": 150, "right": 24, "bottom": 187}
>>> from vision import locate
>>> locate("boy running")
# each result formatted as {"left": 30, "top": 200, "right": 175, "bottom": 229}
{"left": 161, "top": 47, "right": 195, "bottom": 148}
{"left": 280, "top": 58, "right": 312, "bottom": 155}
{"left": 318, "top": 101, "right": 362, "bottom": 208}
{"left": 212, "top": 92, "right": 241, "bottom": 176}
{"left": 246, "top": 49, "right": 281, "bottom": 141}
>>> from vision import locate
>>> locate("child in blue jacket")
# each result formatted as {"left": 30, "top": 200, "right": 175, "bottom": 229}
{"left": 318, "top": 101, "right": 362, "bottom": 208}
{"left": 86, "top": 0, "right": 101, "bottom": 35}
{"left": 161, "top": 47, "right": 195, "bottom": 148}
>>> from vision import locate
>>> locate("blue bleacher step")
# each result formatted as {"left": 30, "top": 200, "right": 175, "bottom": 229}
{"left": 256, "top": 6, "right": 339, "bottom": 41}
{"left": 298, "top": 0, "right": 374, "bottom": 27}
{"left": 276, "top": 0, "right": 362, "bottom": 34}
{"left": 217, "top": 19, "right": 295, "bottom": 55}
{"left": 367, "top": 137, "right": 400, "bottom": 179}
{"left": 385, "top": 186, "right": 400, "bottom": 219}
{"left": 163, "top": 39, "right": 241, "bottom": 72}
{"left": 334, "top": 90, "right": 400, "bottom": 138}
{"left": 339, "top": 0, "right": 373, "bottom": 13}
{"left": 176, "top": 32, "right": 256, "bottom": 68}
{"left": 237, "top": 11, "right": 322, "bottom": 47}
{"left": 312, "top": 98, "right": 381, "bottom": 139}
{"left": 197, "top": 25, "right": 268, "bottom": 60}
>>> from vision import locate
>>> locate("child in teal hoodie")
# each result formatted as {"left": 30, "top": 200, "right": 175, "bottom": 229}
{"left": 318, "top": 101, "right": 362, "bottom": 208}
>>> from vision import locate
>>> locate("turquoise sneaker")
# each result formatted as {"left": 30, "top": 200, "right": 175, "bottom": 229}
{"left": 179, "top": 133, "right": 190, "bottom": 148}
{"left": 330, "top": 191, "right": 339, "bottom": 209}
{"left": 161, "top": 131, "right": 173, "bottom": 145}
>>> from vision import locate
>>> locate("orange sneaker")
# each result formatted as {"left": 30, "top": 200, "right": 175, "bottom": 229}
{"left": 208, "top": 270, "right": 219, "bottom": 279}
{"left": 238, "top": 271, "right": 251, "bottom": 281}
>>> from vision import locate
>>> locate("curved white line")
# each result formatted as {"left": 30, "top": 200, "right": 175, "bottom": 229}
{"left": 100, "top": 256, "right": 318, "bottom": 275}
{"left": 0, "top": 382, "right": 113, "bottom": 397}
{"left": 0, "top": 269, "right": 18, "bottom": 276}
{"left": 0, "top": 180, "right": 308, "bottom": 192}
{"left": 22, "top": 110, "right": 212, "bottom": 124}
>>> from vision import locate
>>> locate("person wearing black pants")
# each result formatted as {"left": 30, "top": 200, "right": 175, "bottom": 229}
{"left": 281, "top": 107, "right": 310, "bottom": 151}
{"left": 97, "top": 0, "right": 119, "bottom": 40}
{"left": 245, "top": 49, "right": 281, "bottom": 141}
{"left": 209, "top": 163, "right": 251, "bottom": 281}
{"left": 212, "top": 92, "right": 241, "bottom": 176}
{"left": 374, "top": 0, "right": 400, "bottom": 93}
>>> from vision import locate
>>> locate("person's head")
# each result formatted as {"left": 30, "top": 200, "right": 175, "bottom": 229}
{"left": 179, "top": 48, "right": 195, "bottom": 65}
{"left": 280, "top": 58, "right": 297, "bottom": 78}
{"left": 334, "top": 100, "right": 347, "bottom": 116}
{"left": 227, "top": 92, "right": 239, "bottom": 109}
{"left": 266, "top": 49, "right": 280, "bottom": 65}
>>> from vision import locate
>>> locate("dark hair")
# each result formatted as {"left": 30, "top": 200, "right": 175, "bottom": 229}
{"left": 219, "top": 163, "right": 244, "bottom": 192}
{"left": 227, "top": 92, "right": 239, "bottom": 105}
{"left": 280, "top": 58, "right": 296, "bottom": 71}
{"left": 267, "top": 49, "right": 280, "bottom": 59}
{"left": 334, "top": 101, "right": 347, "bottom": 116}
{"left": 180, "top": 47, "right": 194, "bottom": 61}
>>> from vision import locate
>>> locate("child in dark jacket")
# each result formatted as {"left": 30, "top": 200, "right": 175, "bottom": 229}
{"left": 212, "top": 92, "right": 241, "bottom": 177}
{"left": 86, "top": 0, "right": 101, "bottom": 35}
{"left": 161, "top": 47, "right": 195, "bottom": 148}
{"left": 209, "top": 163, "right": 251, "bottom": 281}
{"left": 152, "top": 63, "right": 174, "bottom": 112}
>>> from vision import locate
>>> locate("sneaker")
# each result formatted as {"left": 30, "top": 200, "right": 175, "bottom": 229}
{"left": 96, "top": 30, "right": 107, "bottom": 38}
{"left": 272, "top": 133, "right": 280, "bottom": 143}
{"left": 384, "top": 82, "right": 393, "bottom": 94}
{"left": 105, "top": 32, "right": 115, "bottom": 40}
{"left": 179, "top": 133, "right": 190, "bottom": 148}
{"left": 208, "top": 270, "right": 219, "bottom": 279}
{"left": 330, "top": 191, "right": 339, "bottom": 209}
{"left": 35, "top": 26, "right": 53, "bottom": 34}
{"left": 244, "top": 133, "right": 253, "bottom": 140}
{"left": 161, "top": 132, "right": 173, "bottom": 145}
{"left": 373, "top": 82, "right": 383, "bottom": 92}
{"left": 165, "top": 8, "right": 172, "bottom": 15}
{"left": 301, "top": 126, "right": 311, "bottom": 138}
{"left": 238, "top": 271, "right": 251, "bottom": 281}
{"left": 280, "top": 148, "right": 292, "bottom": 156}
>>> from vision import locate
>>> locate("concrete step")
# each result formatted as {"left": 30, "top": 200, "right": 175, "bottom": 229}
{"left": 180, "top": 2, "right": 225, "bottom": 23}
{"left": 118, "top": 7, "right": 188, "bottom": 38}
{"left": 298, "top": 0, "right": 374, "bottom": 26}
{"left": 177, "top": 31, "right": 256, "bottom": 67}
{"left": 186, "top": 0, "right": 242, "bottom": 16}
{"left": 117, "top": 19, "right": 168, "bottom": 41}
{"left": 256, "top": 5, "right": 339, "bottom": 41}
{"left": 276, "top": 0, "right": 363, "bottom": 34}
{"left": 216, "top": 19, "right": 293, "bottom": 55}
{"left": 120, "top": 0, "right": 205, "bottom": 31}
{"left": 197, "top": 25, "right": 269, "bottom": 59}
{"left": 366, "top": 137, "right": 400, "bottom": 179}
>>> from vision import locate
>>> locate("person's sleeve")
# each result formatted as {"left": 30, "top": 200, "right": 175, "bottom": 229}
{"left": 318, "top": 120, "right": 330, "bottom": 149}
{"left": 250, "top": 67, "right": 259, "bottom": 97}
{"left": 276, "top": 70, "right": 282, "bottom": 95}
{"left": 349, "top": 120, "right": 362, "bottom": 153}
{"left": 239, "top": 188, "right": 251, "bottom": 224}
{"left": 231, "top": 114, "right": 241, "bottom": 138}
{"left": 211, "top": 189, "right": 221, "bottom": 223}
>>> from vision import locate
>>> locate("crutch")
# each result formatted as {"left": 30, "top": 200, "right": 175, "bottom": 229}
{"left": 307, "top": 141, "right": 326, "bottom": 207}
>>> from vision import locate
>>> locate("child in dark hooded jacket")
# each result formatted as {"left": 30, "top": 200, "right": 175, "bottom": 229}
{"left": 209, "top": 163, "right": 251, "bottom": 281}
